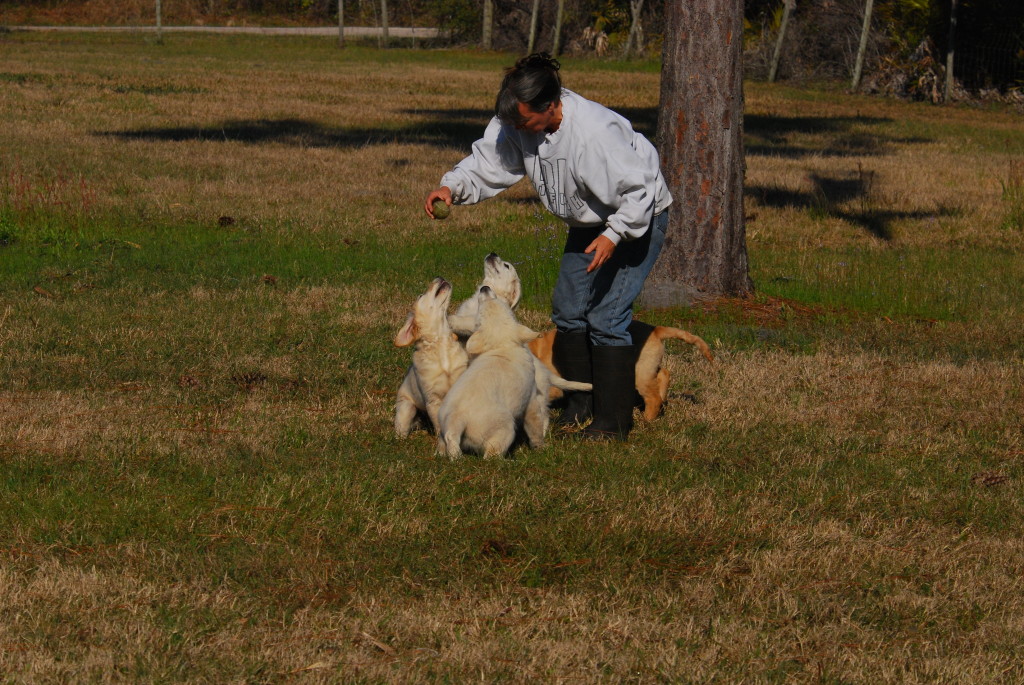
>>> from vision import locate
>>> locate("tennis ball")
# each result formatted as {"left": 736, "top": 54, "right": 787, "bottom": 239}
{"left": 432, "top": 199, "right": 451, "bottom": 220}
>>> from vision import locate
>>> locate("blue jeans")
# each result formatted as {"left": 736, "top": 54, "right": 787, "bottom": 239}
{"left": 551, "top": 210, "right": 668, "bottom": 346}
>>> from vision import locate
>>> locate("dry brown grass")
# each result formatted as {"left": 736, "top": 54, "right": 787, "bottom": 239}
{"left": 1, "top": 33, "right": 1023, "bottom": 682}
{"left": 3, "top": 522, "right": 1023, "bottom": 681}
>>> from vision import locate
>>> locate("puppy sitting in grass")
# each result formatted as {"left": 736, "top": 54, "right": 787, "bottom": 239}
{"left": 437, "top": 288, "right": 590, "bottom": 459}
{"left": 394, "top": 277, "right": 469, "bottom": 437}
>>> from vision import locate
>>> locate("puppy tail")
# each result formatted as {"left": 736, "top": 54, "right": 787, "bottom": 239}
{"left": 550, "top": 376, "right": 593, "bottom": 392}
{"left": 654, "top": 326, "right": 714, "bottom": 364}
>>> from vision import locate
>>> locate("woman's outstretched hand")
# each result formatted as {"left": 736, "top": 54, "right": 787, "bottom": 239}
{"left": 424, "top": 187, "right": 453, "bottom": 219}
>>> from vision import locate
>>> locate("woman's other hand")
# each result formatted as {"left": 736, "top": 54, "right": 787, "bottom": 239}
{"left": 584, "top": 235, "right": 616, "bottom": 273}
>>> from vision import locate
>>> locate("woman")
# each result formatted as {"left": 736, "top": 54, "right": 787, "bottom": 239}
{"left": 424, "top": 53, "right": 672, "bottom": 440}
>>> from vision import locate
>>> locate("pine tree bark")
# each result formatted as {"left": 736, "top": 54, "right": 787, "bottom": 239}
{"left": 641, "top": 0, "right": 753, "bottom": 307}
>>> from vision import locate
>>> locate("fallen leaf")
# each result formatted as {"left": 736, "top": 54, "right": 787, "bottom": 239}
{"left": 288, "top": 661, "right": 331, "bottom": 674}
{"left": 360, "top": 631, "right": 397, "bottom": 656}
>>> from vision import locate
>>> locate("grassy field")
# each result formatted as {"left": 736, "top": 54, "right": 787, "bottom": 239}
{"left": 2, "top": 31, "right": 1023, "bottom": 682}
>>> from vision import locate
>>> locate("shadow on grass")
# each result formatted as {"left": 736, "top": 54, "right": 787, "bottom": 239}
{"left": 97, "top": 108, "right": 933, "bottom": 160}
{"left": 611, "top": 109, "right": 931, "bottom": 158}
{"left": 99, "top": 109, "right": 941, "bottom": 241}
{"left": 99, "top": 110, "right": 941, "bottom": 241}
{"left": 748, "top": 172, "right": 960, "bottom": 240}
{"left": 744, "top": 114, "right": 932, "bottom": 158}
{"left": 97, "top": 117, "right": 486, "bottom": 149}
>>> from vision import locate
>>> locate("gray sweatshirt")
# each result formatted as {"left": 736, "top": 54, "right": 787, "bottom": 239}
{"left": 440, "top": 90, "right": 672, "bottom": 245}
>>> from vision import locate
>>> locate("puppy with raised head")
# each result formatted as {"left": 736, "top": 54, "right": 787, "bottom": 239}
{"left": 529, "top": 320, "right": 714, "bottom": 422}
{"left": 394, "top": 277, "right": 469, "bottom": 437}
{"left": 448, "top": 252, "right": 522, "bottom": 338}
{"left": 437, "top": 288, "right": 591, "bottom": 459}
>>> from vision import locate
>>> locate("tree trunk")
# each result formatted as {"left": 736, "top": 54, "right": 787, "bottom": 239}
{"left": 155, "top": 0, "right": 163, "bottom": 44}
{"left": 527, "top": 0, "right": 541, "bottom": 54}
{"left": 482, "top": 0, "right": 493, "bottom": 50}
{"left": 552, "top": 0, "right": 565, "bottom": 55}
{"left": 641, "top": 0, "right": 753, "bottom": 307}
{"left": 624, "top": 0, "right": 645, "bottom": 58}
{"left": 337, "top": 0, "right": 345, "bottom": 48}
{"left": 945, "top": 0, "right": 958, "bottom": 101}
{"left": 768, "top": 0, "right": 793, "bottom": 83}
{"left": 851, "top": 0, "right": 874, "bottom": 89}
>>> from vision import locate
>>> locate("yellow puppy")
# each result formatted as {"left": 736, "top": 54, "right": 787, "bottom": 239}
{"left": 448, "top": 252, "right": 522, "bottom": 337}
{"left": 394, "top": 278, "right": 469, "bottom": 437}
{"left": 529, "top": 321, "right": 713, "bottom": 421}
{"left": 438, "top": 289, "right": 590, "bottom": 458}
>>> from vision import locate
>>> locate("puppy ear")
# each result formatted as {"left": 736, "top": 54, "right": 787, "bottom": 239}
{"left": 508, "top": 280, "right": 522, "bottom": 309}
{"left": 394, "top": 313, "right": 417, "bottom": 347}
{"left": 515, "top": 324, "right": 539, "bottom": 344}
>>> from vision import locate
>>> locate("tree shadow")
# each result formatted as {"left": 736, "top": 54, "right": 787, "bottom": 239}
{"left": 97, "top": 116, "right": 486, "bottom": 149}
{"left": 748, "top": 172, "right": 959, "bottom": 241}
{"left": 613, "top": 108, "right": 932, "bottom": 158}
{"left": 99, "top": 106, "right": 941, "bottom": 242}
{"left": 99, "top": 106, "right": 931, "bottom": 162}
{"left": 745, "top": 114, "right": 933, "bottom": 158}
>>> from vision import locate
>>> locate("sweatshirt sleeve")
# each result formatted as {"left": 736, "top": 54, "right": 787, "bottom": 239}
{"left": 440, "top": 117, "right": 526, "bottom": 205}
{"left": 578, "top": 122, "right": 659, "bottom": 245}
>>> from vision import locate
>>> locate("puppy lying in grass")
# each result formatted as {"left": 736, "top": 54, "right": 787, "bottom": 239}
{"left": 394, "top": 277, "right": 469, "bottom": 437}
{"left": 438, "top": 288, "right": 591, "bottom": 459}
{"left": 449, "top": 252, "right": 522, "bottom": 338}
{"left": 529, "top": 320, "right": 714, "bottom": 421}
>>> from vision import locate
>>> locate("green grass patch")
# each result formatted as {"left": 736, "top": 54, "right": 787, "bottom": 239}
{"left": 754, "top": 246, "right": 1024, "bottom": 322}
{"left": 1, "top": 33, "right": 1023, "bottom": 682}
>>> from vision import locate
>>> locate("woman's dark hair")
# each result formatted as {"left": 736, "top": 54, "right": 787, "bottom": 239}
{"left": 495, "top": 53, "right": 563, "bottom": 126}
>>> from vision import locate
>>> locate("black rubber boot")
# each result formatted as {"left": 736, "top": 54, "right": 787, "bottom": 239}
{"left": 551, "top": 330, "right": 593, "bottom": 426}
{"left": 582, "top": 344, "right": 636, "bottom": 440}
